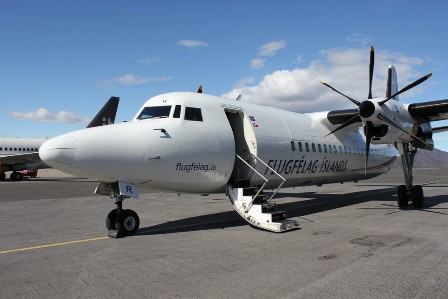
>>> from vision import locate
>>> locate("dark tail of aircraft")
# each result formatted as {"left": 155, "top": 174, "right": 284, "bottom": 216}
{"left": 87, "top": 96, "right": 120, "bottom": 128}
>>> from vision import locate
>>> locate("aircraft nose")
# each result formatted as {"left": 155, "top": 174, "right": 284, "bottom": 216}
{"left": 39, "top": 135, "right": 77, "bottom": 170}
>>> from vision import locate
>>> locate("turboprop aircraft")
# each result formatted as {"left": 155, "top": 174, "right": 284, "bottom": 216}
{"left": 0, "top": 96, "right": 119, "bottom": 181}
{"left": 39, "top": 47, "right": 448, "bottom": 238}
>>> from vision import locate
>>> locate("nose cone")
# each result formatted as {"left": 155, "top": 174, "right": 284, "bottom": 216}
{"left": 39, "top": 135, "right": 77, "bottom": 171}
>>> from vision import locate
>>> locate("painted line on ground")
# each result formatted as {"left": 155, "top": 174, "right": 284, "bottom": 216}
{"left": 0, "top": 236, "right": 109, "bottom": 255}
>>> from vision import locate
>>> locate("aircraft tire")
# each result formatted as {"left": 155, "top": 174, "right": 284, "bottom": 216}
{"left": 106, "top": 209, "right": 117, "bottom": 231}
{"left": 397, "top": 185, "right": 408, "bottom": 208}
{"left": 411, "top": 185, "right": 424, "bottom": 208}
{"left": 10, "top": 172, "right": 23, "bottom": 181}
{"left": 122, "top": 209, "right": 140, "bottom": 236}
{"left": 0, "top": 172, "right": 5, "bottom": 181}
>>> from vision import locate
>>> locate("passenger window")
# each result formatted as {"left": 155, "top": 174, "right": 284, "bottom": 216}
{"left": 298, "top": 142, "right": 303, "bottom": 152}
{"left": 173, "top": 105, "right": 181, "bottom": 118}
{"left": 312, "top": 143, "right": 316, "bottom": 152}
{"left": 291, "top": 141, "right": 296, "bottom": 151}
{"left": 318, "top": 144, "right": 322, "bottom": 153}
{"left": 329, "top": 145, "right": 332, "bottom": 153}
{"left": 185, "top": 107, "right": 203, "bottom": 121}
{"left": 305, "top": 143, "right": 309, "bottom": 152}
{"left": 333, "top": 145, "right": 337, "bottom": 153}
{"left": 324, "top": 144, "right": 327, "bottom": 153}
{"left": 137, "top": 106, "right": 171, "bottom": 120}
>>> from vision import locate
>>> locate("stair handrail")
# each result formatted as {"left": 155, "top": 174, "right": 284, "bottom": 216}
{"left": 235, "top": 154, "right": 267, "bottom": 212}
{"left": 248, "top": 153, "right": 286, "bottom": 201}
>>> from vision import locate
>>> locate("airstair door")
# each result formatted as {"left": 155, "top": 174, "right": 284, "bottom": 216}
{"left": 225, "top": 110, "right": 258, "bottom": 181}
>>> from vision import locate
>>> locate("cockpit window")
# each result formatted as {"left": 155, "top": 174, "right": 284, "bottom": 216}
{"left": 137, "top": 106, "right": 171, "bottom": 120}
{"left": 173, "top": 105, "right": 181, "bottom": 118}
{"left": 185, "top": 107, "right": 203, "bottom": 121}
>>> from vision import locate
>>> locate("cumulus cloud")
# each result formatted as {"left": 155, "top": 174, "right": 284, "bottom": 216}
{"left": 98, "top": 73, "right": 173, "bottom": 88}
{"left": 223, "top": 47, "right": 425, "bottom": 113}
{"left": 257, "top": 40, "right": 287, "bottom": 56}
{"left": 233, "top": 76, "right": 256, "bottom": 89}
{"left": 10, "top": 108, "right": 90, "bottom": 124}
{"left": 250, "top": 58, "right": 266, "bottom": 70}
{"left": 177, "top": 39, "right": 208, "bottom": 48}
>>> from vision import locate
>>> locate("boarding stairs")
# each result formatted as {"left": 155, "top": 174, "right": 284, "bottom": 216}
{"left": 226, "top": 154, "right": 299, "bottom": 232}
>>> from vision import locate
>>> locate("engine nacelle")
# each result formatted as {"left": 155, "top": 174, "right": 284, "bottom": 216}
{"left": 414, "top": 122, "right": 434, "bottom": 150}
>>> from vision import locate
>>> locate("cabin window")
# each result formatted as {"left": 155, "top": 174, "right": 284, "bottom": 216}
{"left": 318, "top": 144, "right": 322, "bottom": 153}
{"left": 305, "top": 143, "right": 309, "bottom": 152}
{"left": 298, "top": 142, "right": 303, "bottom": 152}
{"left": 329, "top": 145, "right": 332, "bottom": 153}
{"left": 333, "top": 145, "right": 337, "bottom": 153}
{"left": 324, "top": 144, "right": 327, "bottom": 153}
{"left": 0, "top": 147, "right": 2, "bottom": 151}
{"left": 312, "top": 143, "right": 316, "bottom": 152}
{"left": 14, "top": 148, "right": 17, "bottom": 151}
{"left": 291, "top": 141, "right": 296, "bottom": 151}
{"left": 137, "top": 106, "right": 171, "bottom": 120}
{"left": 173, "top": 105, "right": 181, "bottom": 118}
{"left": 185, "top": 107, "right": 203, "bottom": 121}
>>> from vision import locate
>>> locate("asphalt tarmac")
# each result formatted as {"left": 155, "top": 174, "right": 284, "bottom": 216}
{"left": 1, "top": 168, "right": 448, "bottom": 298}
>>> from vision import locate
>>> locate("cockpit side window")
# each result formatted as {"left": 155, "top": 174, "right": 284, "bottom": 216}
{"left": 173, "top": 105, "right": 181, "bottom": 118}
{"left": 184, "top": 107, "right": 203, "bottom": 121}
{"left": 137, "top": 106, "right": 171, "bottom": 120}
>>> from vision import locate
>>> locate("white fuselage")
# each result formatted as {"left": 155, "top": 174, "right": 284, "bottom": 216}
{"left": 0, "top": 137, "right": 47, "bottom": 171}
{"left": 40, "top": 92, "right": 398, "bottom": 193}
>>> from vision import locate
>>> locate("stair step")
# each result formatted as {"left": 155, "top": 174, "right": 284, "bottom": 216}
{"left": 264, "top": 210, "right": 287, "bottom": 222}
{"left": 261, "top": 203, "right": 277, "bottom": 213}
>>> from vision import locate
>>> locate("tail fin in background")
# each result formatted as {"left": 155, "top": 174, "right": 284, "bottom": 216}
{"left": 386, "top": 65, "right": 399, "bottom": 101}
{"left": 86, "top": 96, "right": 120, "bottom": 128}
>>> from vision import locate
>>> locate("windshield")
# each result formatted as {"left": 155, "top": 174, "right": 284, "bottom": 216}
{"left": 137, "top": 106, "right": 171, "bottom": 120}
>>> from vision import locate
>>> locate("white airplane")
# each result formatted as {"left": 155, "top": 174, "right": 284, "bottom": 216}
{"left": 39, "top": 47, "right": 448, "bottom": 238}
{"left": 0, "top": 96, "right": 119, "bottom": 181}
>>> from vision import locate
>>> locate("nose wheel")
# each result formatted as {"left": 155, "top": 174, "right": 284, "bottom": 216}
{"left": 106, "top": 201, "right": 140, "bottom": 238}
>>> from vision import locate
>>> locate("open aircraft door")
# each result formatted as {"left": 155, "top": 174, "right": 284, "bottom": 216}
{"left": 225, "top": 110, "right": 258, "bottom": 182}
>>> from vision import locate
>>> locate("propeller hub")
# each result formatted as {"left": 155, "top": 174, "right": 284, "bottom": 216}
{"left": 359, "top": 100, "right": 375, "bottom": 118}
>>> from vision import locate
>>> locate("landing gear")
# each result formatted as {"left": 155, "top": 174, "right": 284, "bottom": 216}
{"left": 397, "top": 143, "right": 424, "bottom": 208}
{"left": 10, "top": 171, "right": 23, "bottom": 181}
{"left": 0, "top": 172, "right": 5, "bottom": 181}
{"left": 106, "top": 196, "right": 140, "bottom": 238}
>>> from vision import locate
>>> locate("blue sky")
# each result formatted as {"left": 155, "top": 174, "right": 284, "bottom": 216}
{"left": 2, "top": 0, "right": 448, "bottom": 150}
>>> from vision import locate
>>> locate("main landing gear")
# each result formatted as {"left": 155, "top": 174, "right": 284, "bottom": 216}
{"left": 397, "top": 143, "right": 424, "bottom": 208}
{"left": 105, "top": 194, "right": 140, "bottom": 238}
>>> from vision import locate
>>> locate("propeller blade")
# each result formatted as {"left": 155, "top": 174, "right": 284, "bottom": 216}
{"left": 379, "top": 73, "right": 432, "bottom": 106}
{"left": 364, "top": 121, "right": 373, "bottom": 176}
{"left": 197, "top": 85, "right": 203, "bottom": 93}
{"left": 377, "top": 113, "right": 427, "bottom": 146}
{"left": 368, "top": 46, "right": 374, "bottom": 99}
{"left": 324, "top": 115, "right": 361, "bottom": 137}
{"left": 319, "top": 81, "right": 361, "bottom": 106}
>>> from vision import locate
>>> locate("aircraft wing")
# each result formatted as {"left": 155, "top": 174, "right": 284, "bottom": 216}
{"left": 408, "top": 99, "right": 448, "bottom": 122}
{"left": 0, "top": 152, "right": 41, "bottom": 165}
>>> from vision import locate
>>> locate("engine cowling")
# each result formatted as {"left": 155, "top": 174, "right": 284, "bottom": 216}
{"left": 414, "top": 122, "right": 434, "bottom": 150}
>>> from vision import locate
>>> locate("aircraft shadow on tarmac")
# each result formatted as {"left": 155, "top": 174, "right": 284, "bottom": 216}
{"left": 136, "top": 187, "right": 448, "bottom": 236}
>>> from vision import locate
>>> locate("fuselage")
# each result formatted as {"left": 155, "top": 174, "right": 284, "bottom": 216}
{"left": 39, "top": 92, "right": 399, "bottom": 193}
{"left": 0, "top": 137, "right": 47, "bottom": 171}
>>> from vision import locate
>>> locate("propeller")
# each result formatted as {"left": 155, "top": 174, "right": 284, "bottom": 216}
{"left": 378, "top": 73, "right": 432, "bottom": 106}
{"left": 320, "top": 46, "right": 430, "bottom": 174}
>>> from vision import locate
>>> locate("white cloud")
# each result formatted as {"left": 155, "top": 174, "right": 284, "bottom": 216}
{"left": 346, "top": 33, "right": 373, "bottom": 46}
{"left": 233, "top": 76, "right": 256, "bottom": 89}
{"left": 177, "top": 39, "right": 208, "bottom": 48}
{"left": 223, "top": 47, "right": 426, "bottom": 113}
{"left": 98, "top": 73, "right": 173, "bottom": 88}
{"left": 9, "top": 108, "right": 90, "bottom": 124}
{"left": 250, "top": 58, "right": 266, "bottom": 70}
{"left": 138, "top": 56, "right": 160, "bottom": 65}
{"left": 257, "top": 40, "right": 286, "bottom": 56}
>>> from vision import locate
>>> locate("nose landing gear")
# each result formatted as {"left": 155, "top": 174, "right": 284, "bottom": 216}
{"left": 397, "top": 143, "right": 424, "bottom": 208}
{"left": 95, "top": 181, "right": 141, "bottom": 238}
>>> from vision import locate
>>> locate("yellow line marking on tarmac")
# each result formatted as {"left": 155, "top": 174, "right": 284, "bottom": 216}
{"left": 0, "top": 236, "right": 109, "bottom": 255}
